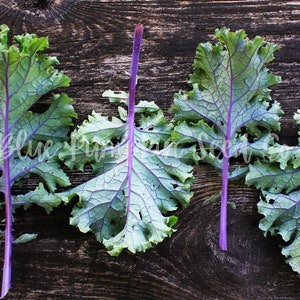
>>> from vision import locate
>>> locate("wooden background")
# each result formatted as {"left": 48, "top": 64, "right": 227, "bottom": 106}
{"left": 0, "top": 0, "right": 300, "bottom": 299}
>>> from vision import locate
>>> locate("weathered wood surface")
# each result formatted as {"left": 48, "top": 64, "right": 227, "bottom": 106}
{"left": 0, "top": 0, "right": 300, "bottom": 299}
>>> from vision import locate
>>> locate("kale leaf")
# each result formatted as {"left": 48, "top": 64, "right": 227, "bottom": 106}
{"left": 246, "top": 111, "right": 300, "bottom": 273}
{"left": 59, "top": 25, "right": 197, "bottom": 256}
{"left": 0, "top": 25, "right": 76, "bottom": 298}
{"left": 172, "top": 27, "right": 282, "bottom": 250}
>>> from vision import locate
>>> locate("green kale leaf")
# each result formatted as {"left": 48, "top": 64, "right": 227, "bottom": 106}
{"left": 246, "top": 111, "right": 300, "bottom": 273}
{"left": 0, "top": 24, "right": 76, "bottom": 297}
{"left": 171, "top": 27, "right": 282, "bottom": 250}
{"left": 59, "top": 25, "right": 197, "bottom": 256}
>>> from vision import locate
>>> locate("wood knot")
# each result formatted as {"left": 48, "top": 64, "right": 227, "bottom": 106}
{"left": 32, "top": 0, "right": 51, "bottom": 9}
{"left": 15, "top": 0, "right": 54, "bottom": 10}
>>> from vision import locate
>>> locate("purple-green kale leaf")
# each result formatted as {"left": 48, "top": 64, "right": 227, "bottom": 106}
{"left": 172, "top": 27, "right": 282, "bottom": 250}
{"left": 258, "top": 191, "right": 300, "bottom": 273}
{"left": 59, "top": 25, "right": 197, "bottom": 256}
{"left": 246, "top": 111, "right": 300, "bottom": 274}
{"left": 0, "top": 25, "right": 75, "bottom": 298}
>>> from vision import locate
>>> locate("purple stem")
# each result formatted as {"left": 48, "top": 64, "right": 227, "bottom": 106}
{"left": 128, "top": 24, "right": 143, "bottom": 120}
{"left": 1, "top": 56, "right": 12, "bottom": 299}
{"left": 219, "top": 59, "right": 233, "bottom": 251}
{"left": 219, "top": 152, "right": 229, "bottom": 251}
{"left": 126, "top": 24, "right": 143, "bottom": 211}
{"left": 1, "top": 156, "right": 12, "bottom": 299}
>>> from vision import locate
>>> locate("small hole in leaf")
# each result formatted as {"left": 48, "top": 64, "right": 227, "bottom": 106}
{"left": 214, "top": 151, "right": 223, "bottom": 159}
{"left": 110, "top": 138, "right": 120, "bottom": 146}
{"left": 149, "top": 143, "right": 161, "bottom": 151}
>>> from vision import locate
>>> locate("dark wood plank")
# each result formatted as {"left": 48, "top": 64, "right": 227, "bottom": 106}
{"left": 0, "top": 0, "right": 299, "bottom": 299}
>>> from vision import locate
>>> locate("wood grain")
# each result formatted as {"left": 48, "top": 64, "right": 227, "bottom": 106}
{"left": 0, "top": 0, "right": 300, "bottom": 299}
